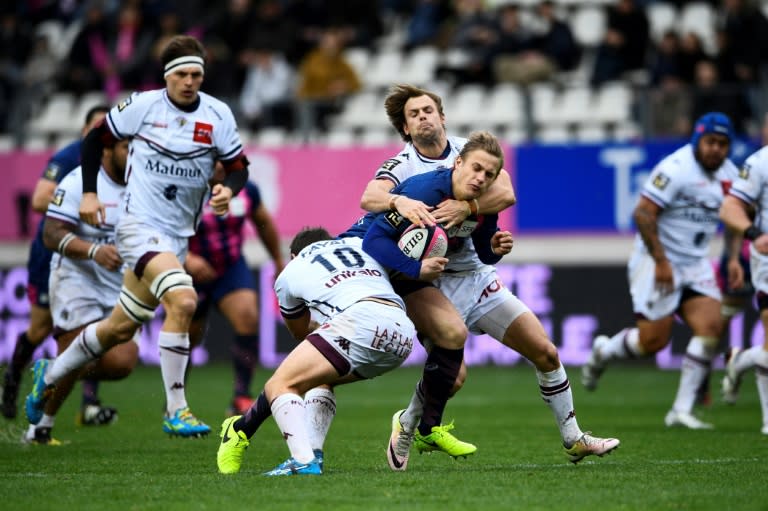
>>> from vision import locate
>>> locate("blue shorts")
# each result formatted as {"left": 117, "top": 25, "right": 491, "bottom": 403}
{"left": 26, "top": 237, "right": 53, "bottom": 307}
{"left": 194, "top": 255, "right": 256, "bottom": 317}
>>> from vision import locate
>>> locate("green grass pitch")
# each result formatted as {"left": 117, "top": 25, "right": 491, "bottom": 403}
{"left": 1, "top": 364, "right": 766, "bottom": 511}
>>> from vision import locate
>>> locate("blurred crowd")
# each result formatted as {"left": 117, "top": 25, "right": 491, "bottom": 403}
{"left": 2, "top": 0, "right": 768, "bottom": 143}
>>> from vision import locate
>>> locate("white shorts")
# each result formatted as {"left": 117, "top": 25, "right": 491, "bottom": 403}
{"left": 308, "top": 300, "right": 415, "bottom": 379}
{"left": 49, "top": 271, "right": 119, "bottom": 332}
{"left": 629, "top": 251, "right": 720, "bottom": 321}
{"left": 435, "top": 270, "right": 529, "bottom": 338}
{"left": 116, "top": 214, "right": 189, "bottom": 271}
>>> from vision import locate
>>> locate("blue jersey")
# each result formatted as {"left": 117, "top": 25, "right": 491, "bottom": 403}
{"left": 341, "top": 168, "right": 501, "bottom": 279}
{"left": 26, "top": 140, "right": 83, "bottom": 304}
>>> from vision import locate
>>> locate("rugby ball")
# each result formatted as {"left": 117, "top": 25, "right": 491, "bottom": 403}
{"left": 397, "top": 224, "right": 448, "bottom": 260}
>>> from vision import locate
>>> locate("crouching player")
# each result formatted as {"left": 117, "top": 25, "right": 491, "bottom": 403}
{"left": 216, "top": 228, "right": 425, "bottom": 476}
{"left": 24, "top": 139, "right": 138, "bottom": 444}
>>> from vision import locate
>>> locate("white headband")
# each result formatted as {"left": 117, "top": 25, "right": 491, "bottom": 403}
{"left": 163, "top": 56, "right": 205, "bottom": 78}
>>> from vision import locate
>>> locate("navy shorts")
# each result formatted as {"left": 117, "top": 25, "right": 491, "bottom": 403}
{"left": 194, "top": 255, "right": 256, "bottom": 317}
{"left": 26, "top": 238, "right": 53, "bottom": 307}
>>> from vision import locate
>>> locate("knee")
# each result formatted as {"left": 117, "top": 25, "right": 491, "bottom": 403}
{"left": 531, "top": 343, "right": 560, "bottom": 371}
{"left": 164, "top": 291, "right": 198, "bottom": 322}
{"left": 230, "top": 312, "right": 259, "bottom": 334}
{"left": 435, "top": 321, "right": 468, "bottom": 350}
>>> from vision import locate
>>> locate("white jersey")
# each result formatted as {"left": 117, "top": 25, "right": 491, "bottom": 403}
{"left": 374, "top": 136, "right": 466, "bottom": 186}
{"left": 47, "top": 166, "right": 126, "bottom": 303}
{"left": 105, "top": 89, "right": 243, "bottom": 237}
{"left": 633, "top": 144, "right": 738, "bottom": 265}
{"left": 375, "top": 136, "right": 490, "bottom": 272}
{"left": 275, "top": 236, "right": 404, "bottom": 323}
{"left": 729, "top": 145, "right": 768, "bottom": 233}
{"left": 729, "top": 145, "right": 768, "bottom": 283}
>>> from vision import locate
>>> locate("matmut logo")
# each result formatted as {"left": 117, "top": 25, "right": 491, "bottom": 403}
{"left": 193, "top": 122, "right": 213, "bottom": 144}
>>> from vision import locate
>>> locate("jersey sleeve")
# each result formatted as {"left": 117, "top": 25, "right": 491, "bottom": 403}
{"left": 374, "top": 155, "right": 411, "bottom": 187}
{"left": 641, "top": 160, "right": 682, "bottom": 209}
{"left": 46, "top": 168, "right": 84, "bottom": 225}
{"left": 213, "top": 104, "right": 244, "bottom": 162}
{"left": 730, "top": 152, "right": 766, "bottom": 205}
{"left": 41, "top": 142, "right": 81, "bottom": 182}
{"left": 105, "top": 92, "right": 150, "bottom": 139}
{"left": 274, "top": 263, "right": 306, "bottom": 319}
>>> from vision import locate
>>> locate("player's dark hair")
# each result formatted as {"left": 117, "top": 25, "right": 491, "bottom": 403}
{"left": 84, "top": 105, "right": 110, "bottom": 126}
{"left": 385, "top": 84, "right": 445, "bottom": 142}
{"left": 459, "top": 131, "right": 504, "bottom": 176}
{"left": 160, "top": 35, "right": 206, "bottom": 67}
{"left": 290, "top": 227, "right": 332, "bottom": 256}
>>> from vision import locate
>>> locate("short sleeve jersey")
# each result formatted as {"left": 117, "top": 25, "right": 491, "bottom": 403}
{"left": 29, "top": 140, "right": 85, "bottom": 269}
{"left": 729, "top": 145, "right": 768, "bottom": 235}
{"left": 636, "top": 144, "right": 738, "bottom": 264}
{"left": 274, "top": 236, "right": 403, "bottom": 323}
{"left": 105, "top": 90, "right": 243, "bottom": 236}
{"left": 188, "top": 181, "right": 262, "bottom": 276}
{"left": 374, "top": 136, "right": 467, "bottom": 187}
{"left": 46, "top": 167, "right": 126, "bottom": 294}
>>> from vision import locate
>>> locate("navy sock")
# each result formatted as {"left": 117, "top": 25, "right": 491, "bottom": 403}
{"left": 235, "top": 390, "right": 271, "bottom": 438}
{"left": 8, "top": 332, "right": 36, "bottom": 380}
{"left": 418, "top": 346, "right": 463, "bottom": 436}
{"left": 232, "top": 334, "right": 259, "bottom": 397}
{"left": 81, "top": 379, "right": 100, "bottom": 405}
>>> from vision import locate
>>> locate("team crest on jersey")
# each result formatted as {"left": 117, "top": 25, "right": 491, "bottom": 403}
{"left": 44, "top": 163, "right": 61, "bottom": 180}
{"left": 739, "top": 164, "right": 750, "bottom": 179}
{"left": 117, "top": 96, "right": 133, "bottom": 112}
{"left": 380, "top": 158, "right": 401, "bottom": 171}
{"left": 51, "top": 189, "right": 65, "bottom": 206}
{"left": 384, "top": 211, "right": 404, "bottom": 229}
{"left": 163, "top": 185, "right": 178, "bottom": 200}
{"left": 193, "top": 122, "right": 213, "bottom": 144}
{"left": 652, "top": 172, "right": 670, "bottom": 190}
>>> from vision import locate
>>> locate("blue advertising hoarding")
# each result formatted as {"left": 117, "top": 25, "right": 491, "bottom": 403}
{"left": 513, "top": 139, "right": 757, "bottom": 233}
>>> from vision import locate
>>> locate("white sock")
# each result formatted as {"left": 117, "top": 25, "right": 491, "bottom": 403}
{"left": 732, "top": 345, "right": 760, "bottom": 375}
{"left": 38, "top": 414, "right": 55, "bottom": 428}
{"left": 271, "top": 393, "right": 315, "bottom": 464}
{"left": 671, "top": 336, "right": 716, "bottom": 414}
{"left": 158, "top": 331, "right": 190, "bottom": 413}
{"left": 600, "top": 327, "right": 643, "bottom": 361}
{"left": 399, "top": 381, "right": 424, "bottom": 433}
{"left": 754, "top": 349, "right": 768, "bottom": 430}
{"left": 537, "top": 364, "right": 581, "bottom": 446}
{"left": 303, "top": 388, "right": 336, "bottom": 453}
{"left": 46, "top": 323, "right": 104, "bottom": 385}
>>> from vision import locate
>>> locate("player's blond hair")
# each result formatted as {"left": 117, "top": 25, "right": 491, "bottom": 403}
{"left": 459, "top": 131, "right": 504, "bottom": 176}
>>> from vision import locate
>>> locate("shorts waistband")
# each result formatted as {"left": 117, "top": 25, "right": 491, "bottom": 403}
{"left": 357, "top": 297, "right": 404, "bottom": 310}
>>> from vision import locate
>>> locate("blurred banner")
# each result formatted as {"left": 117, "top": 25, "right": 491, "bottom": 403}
{"left": 0, "top": 262, "right": 759, "bottom": 370}
{"left": 2, "top": 140, "right": 756, "bottom": 240}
